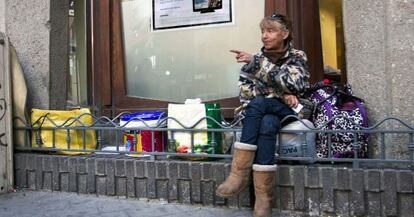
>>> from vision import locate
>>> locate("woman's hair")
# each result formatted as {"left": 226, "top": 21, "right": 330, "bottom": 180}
{"left": 260, "top": 13, "right": 293, "bottom": 44}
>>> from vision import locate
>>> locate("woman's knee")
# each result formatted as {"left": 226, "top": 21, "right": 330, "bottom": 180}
{"left": 259, "top": 115, "right": 281, "bottom": 136}
{"left": 245, "top": 96, "right": 266, "bottom": 114}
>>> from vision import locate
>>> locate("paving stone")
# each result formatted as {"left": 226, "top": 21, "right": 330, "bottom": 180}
{"left": 68, "top": 158, "right": 77, "bottom": 192}
{"left": 42, "top": 156, "right": 52, "bottom": 172}
{"left": 106, "top": 159, "right": 115, "bottom": 195}
{"left": 191, "top": 162, "right": 201, "bottom": 203}
{"left": 43, "top": 172, "right": 52, "bottom": 191}
{"left": 15, "top": 155, "right": 27, "bottom": 188}
{"left": 305, "top": 167, "right": 319, "bottom": 188}
{"left": 78, "top": 174, "right": 87, "bottom": 194}
{"left": 115, "top": 159, "right": 126, "bottom": 177}
{"left": 52, "top": 157, "right": 60, "bottom": 191}
{"left": 77, "top": 157, "right": 87, "bottom": 174}
{"left": 279, "top": 186, "right": 293, "bottom": 210}
{"left": 321, "top": 168, "right": 334, "bottom": 213}
{"left": 135, "top": 161, "right": 146, "bottom": 178}
{"left": 335, "top": 168, "right": 350, "bottom": 190}
{"left": 293, "top": 166, "right": 305, "bottom": 210}
{"left": 96, "top": 176, "right": 107, "bottom": 196}
{"left": 212, "top": 163, "right": 225, "bottom": 205}
{"left": 35, "top": 156, "right": 43, "bottom": 190}
{"left": 135, "top": 178, "right": 147, "bottom": 198}
{"left": 367, "top": 192, "right": 381, "bottom": 217}
{"left": 335, "top": 191, "right": 350, "bottom": 217}
{"left": 350, "top": 169, "right": 365, "bottom": 216}
{"left": 59, "top": 157, "right": 68, "bottom": 172}
{"left": 86, "top": 158, "right": 96, "bottom": 193}
{"left": 399, "top": 194, "right": 414, "bottom": 217}
{"left": 178, "top": 180, "right": 191, "bottom": 204}
{"left": 27, "top": 171, "right": 36, "bottom": 190}
{"left": 156, "top": 179, "right": 168, "bottom": 200}
{"left": 168, "top": 162, "right": 178, "bottom": 202}
{"left": 60, "top": 173, "right": 69, "bottom": 192}
{"left": 201, "top": 163, "right": 212, "bottom": 180}
{"left": 306, "top": 188, "right": 320, "bottom": 216}
{"left": 116, "top": 177, "right": 127, "bottom": 197}
{"left": 278, "top": 165, "right": 292, "bottom": 186}
{"left": 26, "top": 155, "right": 36, "bottom": 171}
{"left": 0, "top": 191, "right": 255, "bottom": 217}
{"left": 147, "top": 161, "right": 156, "bottom": 199}
{"left": 397, "top": 170, "right": 413, "bottom": 193}
{"left": 366, "top": 170, "right": 381, "bottom": 192}
{"left": 382, "top": 170, "right": 397, "bottom": 216}
{"left": 238, "top": 185, "right": 252, "bottom": 208}
{"left": 178, "top": 162, "right": 190, "bottom": 179}
{"left": 224, "top": 163, "right": 238, "bottom": 207}
{"left": 201, "top": 181, "right": 214, "bottom": 206}
{"left": 95, "top": 158, "right": 105, "bottom": 175}
{"left": 125, "top": 160, "right": 135, "bottom": 198}
{"left": 156, "top": 161, "right": 167, "bottom": 179}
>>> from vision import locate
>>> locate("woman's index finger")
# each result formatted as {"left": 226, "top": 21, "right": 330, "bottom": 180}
{"left": 229, "top": 49, "right": 242, "bottom": 54}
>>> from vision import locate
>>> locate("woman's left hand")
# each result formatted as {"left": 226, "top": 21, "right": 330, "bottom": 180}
{"left": 282, "top": 94, "right": 299, "bottom": 108}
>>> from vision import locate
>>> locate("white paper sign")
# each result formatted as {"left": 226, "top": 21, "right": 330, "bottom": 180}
{"left": 152, "top": 0, "right": 232, "bottom": 30}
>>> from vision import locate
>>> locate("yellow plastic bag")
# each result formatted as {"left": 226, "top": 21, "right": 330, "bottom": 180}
{"left": 31, "top": 108, "right": 96, "bottom": 155}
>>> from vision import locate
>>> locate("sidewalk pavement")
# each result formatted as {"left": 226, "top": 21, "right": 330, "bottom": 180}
{"left": 0, "top": 190, "right": 295, "bottom": 217}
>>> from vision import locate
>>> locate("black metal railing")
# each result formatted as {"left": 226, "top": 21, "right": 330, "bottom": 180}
{"left": 13, "top": 113, "right": 414, "bottom": 169}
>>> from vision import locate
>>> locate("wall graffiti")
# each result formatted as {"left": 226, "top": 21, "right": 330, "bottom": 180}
{"left": 0, "top": 71, "right": 8, "bottom": 147}
{"left": 0, "top": 98, "right": 6, "bottom": 121}
{"left": 0, "top": 133, "right": 6, "bottom": 147}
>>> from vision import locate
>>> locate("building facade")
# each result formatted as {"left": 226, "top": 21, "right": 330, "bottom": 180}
{"left": 1, "top": 1, "right": 414, "bottom": 215}
{"left": 1, "top": 0, "right": 413, "bottom": 156}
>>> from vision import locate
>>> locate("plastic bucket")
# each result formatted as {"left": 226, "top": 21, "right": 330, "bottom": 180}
{"left": 120, "top": 111, "right": 166, "bottom": 153}
{"left": 278, "top": 120, "right": 316, "bottom": 164}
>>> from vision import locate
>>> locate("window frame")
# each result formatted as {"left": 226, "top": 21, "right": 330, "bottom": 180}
{"left": 89, "top": 0, "right": 324, "bottom": 118}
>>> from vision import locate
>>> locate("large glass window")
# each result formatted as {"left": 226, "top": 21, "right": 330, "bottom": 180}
{"left": 121, "top": 0, "right": 264, "bottom": 102}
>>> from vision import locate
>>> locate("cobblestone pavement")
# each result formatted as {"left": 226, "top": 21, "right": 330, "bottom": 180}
{"left": 0, "top": 190, "right": 295, "bottom": 217}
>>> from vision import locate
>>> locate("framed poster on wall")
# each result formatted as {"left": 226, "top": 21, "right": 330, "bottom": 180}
{"left": 152, "top": 0, "right": 232, "bottom": 31}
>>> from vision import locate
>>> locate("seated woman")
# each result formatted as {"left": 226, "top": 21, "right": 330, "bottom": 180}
{"left": 215, "top": 14, "right": 310, "bottom": 217}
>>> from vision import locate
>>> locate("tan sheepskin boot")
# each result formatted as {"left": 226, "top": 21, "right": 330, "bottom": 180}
{"left": 215, "top": 142, "right": 257, "bottom": 197}
{"left": 253, "top": 164, "right": 277, "bottom": 217}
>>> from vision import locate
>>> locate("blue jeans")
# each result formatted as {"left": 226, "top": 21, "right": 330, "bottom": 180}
{"left": 240, "top": 96, "right": 296, "bottom": 165}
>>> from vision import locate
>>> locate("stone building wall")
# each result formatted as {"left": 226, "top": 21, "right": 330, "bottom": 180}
{"left": 0, "top": 0, "right": 68, "bottom": 110}
{"left": 1, "top": 0, "right": 51, "bottom": 109}
{"left": 0, "top": 0, "right": 5, "bottom": 31}
{"left": 343, "top": 0, "right": 414, "bottom": 159}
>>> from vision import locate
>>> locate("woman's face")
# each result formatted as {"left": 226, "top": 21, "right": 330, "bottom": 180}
{"left": 261, "top": 22, "right": 289, "bottom": 50}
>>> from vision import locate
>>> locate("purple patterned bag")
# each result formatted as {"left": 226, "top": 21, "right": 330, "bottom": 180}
{"left": 309, "top": 84, "right": 368, "bottom": 158}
